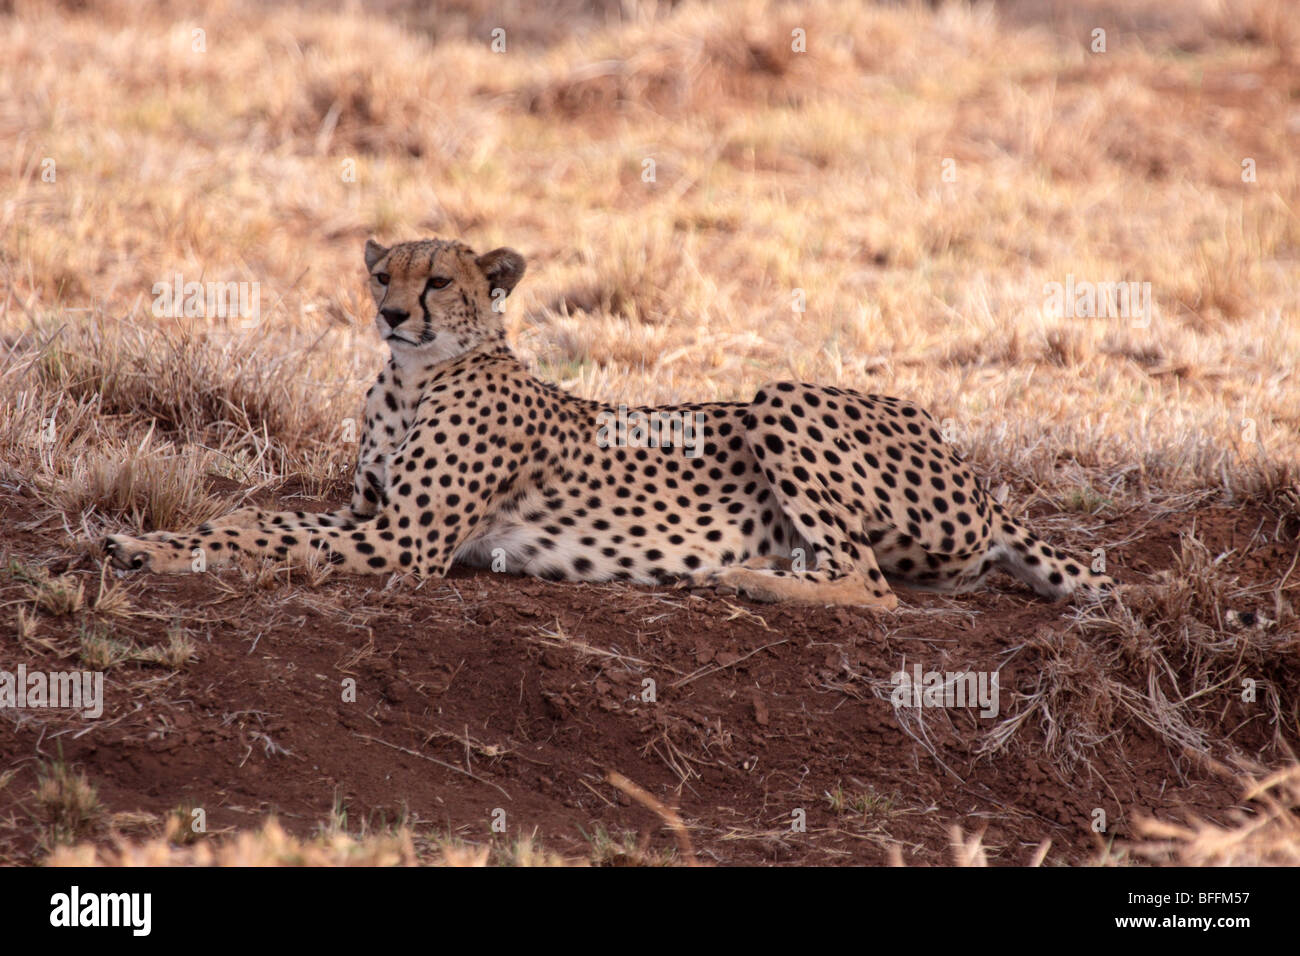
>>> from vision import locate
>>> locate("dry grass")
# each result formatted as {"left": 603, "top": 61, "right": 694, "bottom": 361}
{"left": 1, "top": 0, "right": 1295, "bottom": 518}
{"left": 77, "top": 623, "right": 198, "bottom": 671}
{"left": 45, "top": 817, "right": 421, "bottom": 867}
{"left": 1, "top": 0, "right": 1297, "bottom": 866}
{"left": 40, "top": 762, "right": 1300, "bottom": 866}
{"left": 44, "top": 815, "right": 596, "bottom": 866}
{"left": 1131, "top": 764, "right": 1300, "bottom": 866}
{"left": 983, "top": 530, "right": 1299, "bottom": 773}
{"left": 31, "top": 757, "right": 103, "bottom": 847}
{"left": 890, "top": 761, "right": 1300, "bottom": 866}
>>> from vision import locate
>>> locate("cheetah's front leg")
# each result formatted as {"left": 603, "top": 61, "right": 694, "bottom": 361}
{"left": 194, "top": 454, "right": 391, "bottom": 535}
{"left": 103, "top": 465, "right": 385, "bottom": 572}
{"left": 104, "top": 426, "right": 501, "bottom": 577}
{"left": 194, "top": 365, "right": 406, "bottom": 536}
{"left": 103, "top": 532, "right": 201, "bottom": 573}
{"left": 103, "top": 510, "right": 403, "bottom": 575}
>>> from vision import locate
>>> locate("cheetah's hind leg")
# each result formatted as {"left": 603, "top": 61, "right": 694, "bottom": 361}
{"left": 699, "top": 387, "right": 903, "bottom": 609}
{"left": 696, "top": 557, "right": 899, "bottom": 609}
{"left": 686, "top": 544, "right": 899, "bottom": 609}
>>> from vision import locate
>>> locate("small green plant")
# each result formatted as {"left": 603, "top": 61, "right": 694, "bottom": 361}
{"left": 578, "top": 823, "right": 676, "bottom": 866}
{"left": 825, "top": 783, "right": 899, "bottom": 823}
{"left": 78, "top": 623, "right": 197, "bottom": 670}
{"left": 10, "top": 559, "right": 85, "bottom": 616}
{"left": 33, "top": 755, "right": 102, "bottom": 846}
{"left": 1060, "top": 486, "right": 1112, "bottom": 515}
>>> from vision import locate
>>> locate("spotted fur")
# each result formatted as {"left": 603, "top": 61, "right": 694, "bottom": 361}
{"left": 103, "top": 237, "right": 1115, "bottom": 608}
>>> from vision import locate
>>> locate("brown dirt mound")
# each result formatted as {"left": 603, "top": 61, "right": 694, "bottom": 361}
{"left": 1, "top": 488, "right": 1295, "bottom": 865}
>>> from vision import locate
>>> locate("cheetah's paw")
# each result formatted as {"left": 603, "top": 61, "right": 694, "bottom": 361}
{"left": 685, "top": 566, "right": 781, "bottom": 603}
{"left": 103, "top": 533, "right": 195, "bottom": 573}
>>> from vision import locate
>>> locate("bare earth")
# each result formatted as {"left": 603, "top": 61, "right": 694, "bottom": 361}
{"left": 3, "top": 478, "right": 1294, "bottom": 865}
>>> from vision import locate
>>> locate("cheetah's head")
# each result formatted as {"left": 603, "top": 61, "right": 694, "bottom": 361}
{"left": 363, "top": 237, "right": 526, "bottom": 363}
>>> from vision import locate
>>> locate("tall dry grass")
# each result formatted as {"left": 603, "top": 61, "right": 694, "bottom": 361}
{"left": 1, "top": 0, "right": 1295, "bottom": 519}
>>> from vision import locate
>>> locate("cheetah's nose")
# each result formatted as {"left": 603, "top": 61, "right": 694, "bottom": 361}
{"left": 380, "top": 308, "right": 409, "bottom": 329}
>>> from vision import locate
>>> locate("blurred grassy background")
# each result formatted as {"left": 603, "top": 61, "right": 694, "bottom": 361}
{"left": 1, "top": 0, "right": 1297, "bottom": 507}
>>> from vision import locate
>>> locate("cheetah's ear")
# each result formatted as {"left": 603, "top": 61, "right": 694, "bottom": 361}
{"left": 475, "top": 247, "right": 526, "bottom": 297}
{"left": 364, "top": 239, "right": 389, "bottom": 272}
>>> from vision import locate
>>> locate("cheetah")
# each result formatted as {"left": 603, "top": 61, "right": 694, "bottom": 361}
{"left": 103, "top": 237, "right": 1114, "bottom": 609}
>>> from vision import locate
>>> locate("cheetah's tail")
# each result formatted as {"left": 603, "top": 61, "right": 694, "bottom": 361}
{"left": 987, "top": 501, "right": 1114, "bottom": 600}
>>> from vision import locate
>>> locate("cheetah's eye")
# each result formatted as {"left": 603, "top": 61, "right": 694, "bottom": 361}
{"left": 425, "top": 277, "right": 452, "bottom": 292}
{"left": 374, "top": 272, "right": 390, "bottom": 286}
